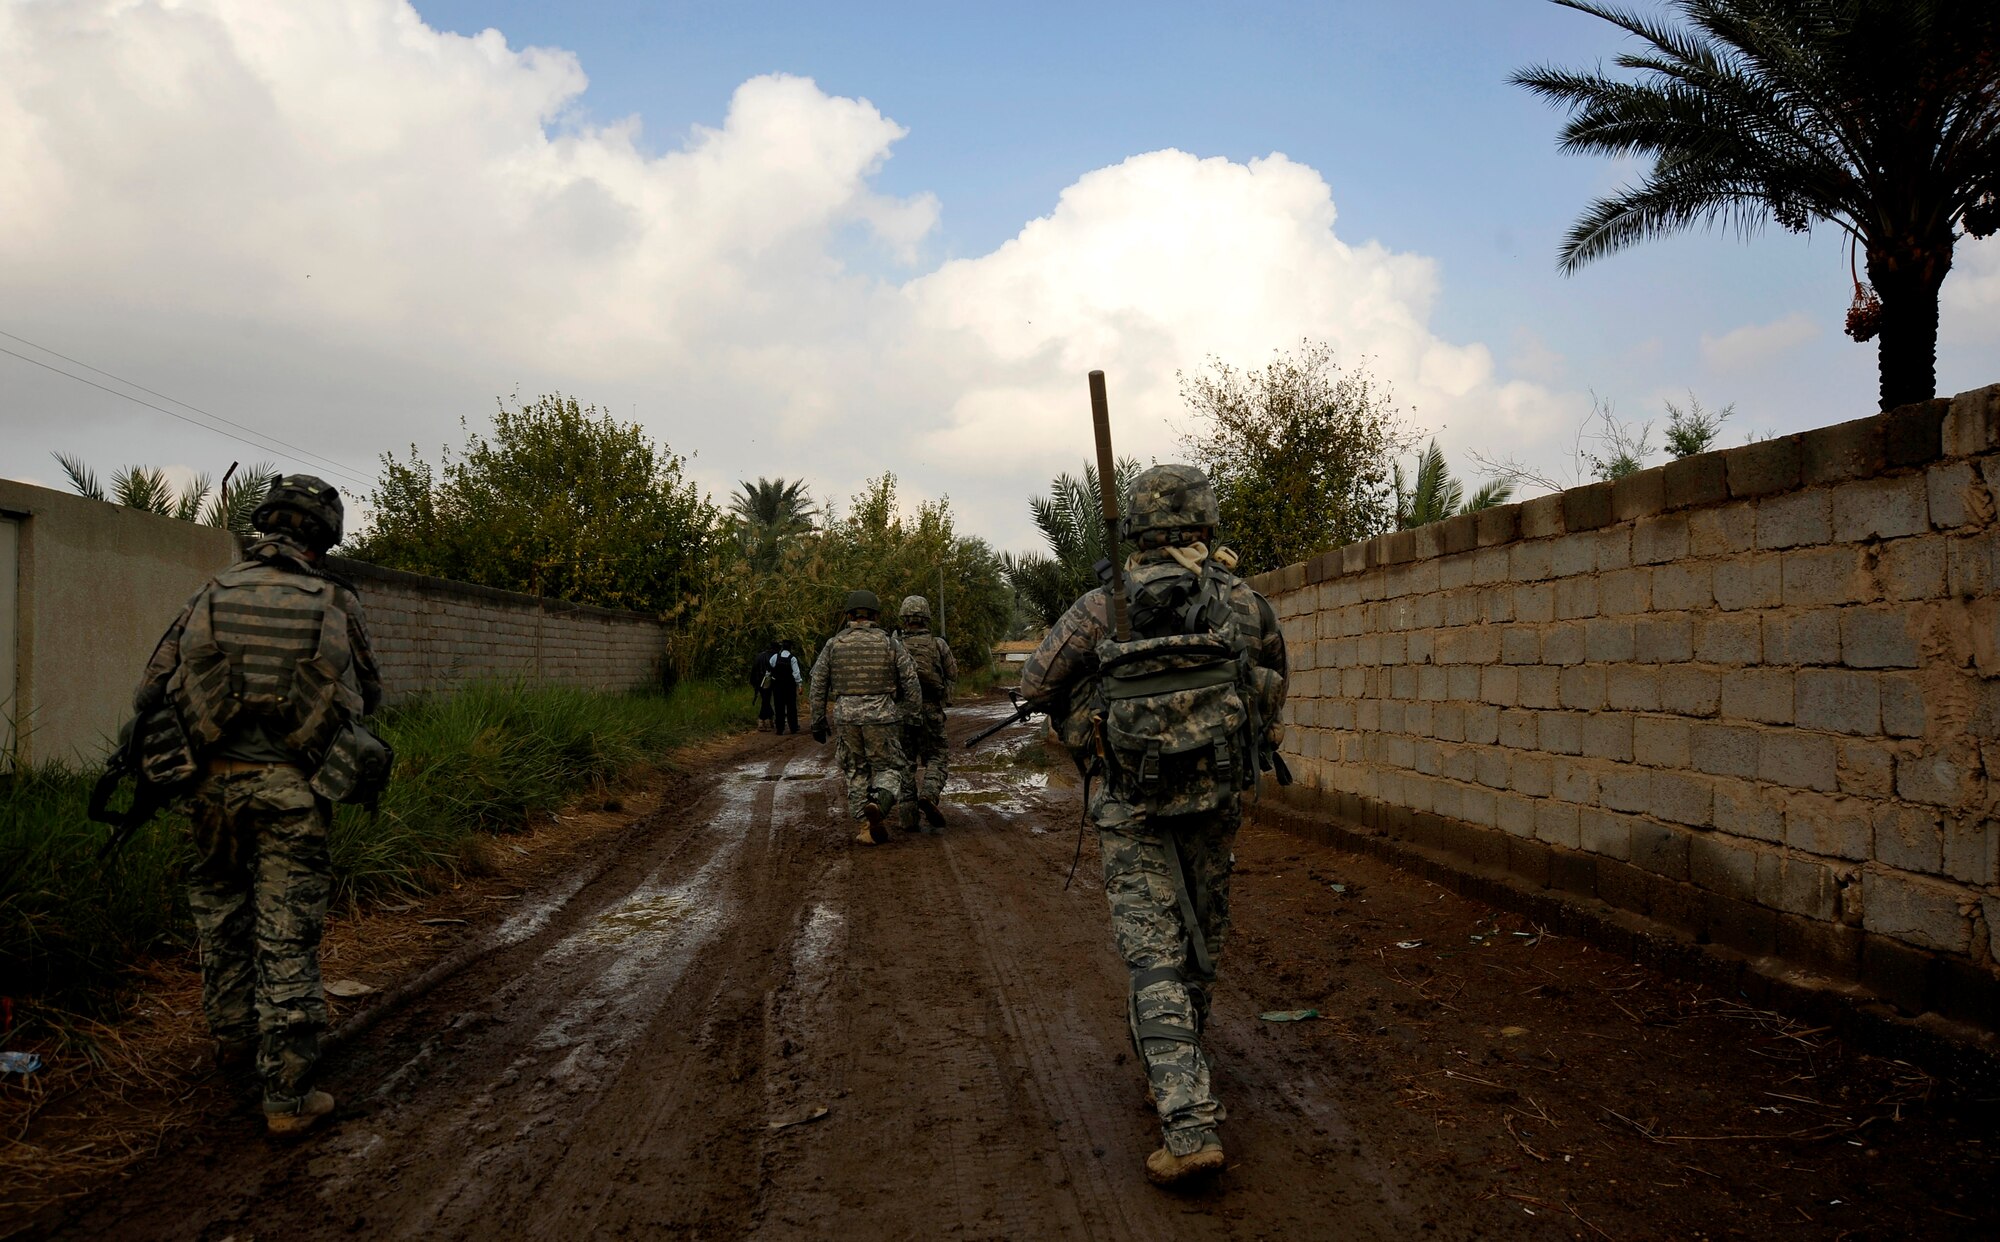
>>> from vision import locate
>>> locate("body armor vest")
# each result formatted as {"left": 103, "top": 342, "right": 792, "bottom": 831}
{"left": 901, "top": 633, "right": 949, "bottom": 702}
{"left": 827, "top": 626, "right": 900, "bottom": 697}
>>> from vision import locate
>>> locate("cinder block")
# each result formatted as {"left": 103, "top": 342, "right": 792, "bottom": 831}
{"left": 1689, "top": 834, "right": 1758, "bottom": 901}
{"left": 1579, "top": 808, "right": 1632, "bottom": 859}
{"left": 1758, "top": 730, "right": 1838, "bottom": 791}
{"left": 1690, "top": 504, "right": 1756, "bottom": 555}
{"left": 1714, "top": 780, "right": 1786, "bottom": 842}
{"left": 1472, "top": 546, "right": 1511, "bottom": 584}
{"left": 1802, "top": 416, "right": 1887, "bottom": 485}
{"left": 1512, "top": 581, "right": 1556, "bottom": 624}
{"left": 1480, "top": 665, "right": 1520, "bottom": 706}
{"left": 1864, "top": 870, "right": 1971, "bottom": 953}
{"left": 1382, "top": 529, "right": 1417, "bottom": 565}
{"left": 1598, "top": 568, "right": 1651, "bottom": 615}
{"left": 1713, "top": 555, "right": 1783, "bottom": 610}
{"left": 1840, "top": 607, "right": 1918, "bottom": 668}
{"left": 1941, "top": 383, "right": 2000, "bottom": 456}
{"left": 1660, "top": 666, "right": 1721, "bottom": 716}
{"left": 1872, "top": 804, "right": 1936, "bottom": 872}
{"left": 1795, "top": 668, "right": 1881, "bottom": 735}
{"left": 1594, "top": 527, "right": 1633, "bottom": 570}
{"left": 1501, "top": 626, "right": 1542, "bottom": 665}
{"left": 1633, "top": 615, "right": 1694, "bottom": 664}
{"left": 1631, "top": 820, "right": 1690, "bottom": 880}
{"left": 1925, "top": 461, "right": 1979, "bottom": 529}
{"left": 1757, "top": 854, "right": 1842, "bottom": 921}
{"left": 1581, "top": 715, "right": 1634, "bottom": 761}
{"left": 1509, "top": 540, "right": 1553, "bottom": 582}
{"left": 1707, "top": 892, "right": 1779, "bottom": 956}
{"left": 1465, "top": 703, "right": 1501, "bottom": 745}
{"left": 1520, "top": 493, "right": 1565, "bottom": 539}
{"left": 1831, "top": 474, "right": 1929, "bottom": 543}
{"left": 1944, "top": 814, "right": 1999, "bottom": 886}
{"left": 1879, "top": 674, "right": 1926, "bottom": 737}
{"left": 1881, "top": 398, "right": 1950, "bottom": 467}
{"left": 1563, "top": 481, "right": 1616, "bottom": 532}
{"left": 1726, "top": 434, "right": 1803, "bottom": 499}
{"left": 1541, "top": 623, "right": 1585, "bottom": 665}
{"left": 1558, "top": 664, "right": 1606, "bottom": 711}
{"left": 1762, "top": 609, "right": 1840, "bottom": 667}
{"left": 1783, "top": 793, "right": 1872, "bottom": 861}
{"left": 1694, "top": 615, "right": 1761, "bottom": 665}
{"left": 1497, "top": 792, "right": 1537, "bottom": 839}
{"left": 1612, "top": 469, "right": 1666, "bottom": 522}
{"left": 1553, "top": 758, "right": 1596, "bottom": 805}
{"left": 1755, "top": 489, "right": 1833, "bottom": 550}
{"left": 1583, "top": 618, "right": 1637, "bottom": 663}
{"left": 1719, "top": 668, "right": 1794, "bottom": 724}
{"left": 1476, "top": 505, "right": 1521, "bottom": 547}
{"left": 1663, "top": 451, "right": 1729, "bottom": 511}
{"left": 1536, "top": 801, "right": 1582, "bottom": 849}
{"left": 1517, "top": 666, "right": 1560, "bottom": 709}
{"left": 1550, "top": 533, "right": 1595, "bottom": 578}
{"left": 1438, "top": 513, "right": 1479, "bottom": 555}
{"left": 1498, "top": 708, "right": 1538, "bottom": 748}
{"left": 1881, "top": 538, "right": 1946, "bottom": 601}
{"left": 1947, "top": 528, "right": 2000, "bottom": 597}
{"left": 1540, "top": 711, "right": 1584, "bottom": 755}
{"left": 1651, "top": 563, "right": 1713, "bottom": 612}
{"left": 1895, "top": 752, "right": 1967, "bottom": 806}
{"left": 1554, "top": 576, "right": 1599, "bottom": 620}
{"left": 1600, "top": 765, "right": 1651, "bottom": 813}
{"left": 1784, "top": 546, "right": 1868, "bottom": 607}
{"left": 1448, "top": 666, "right": 1482, "bottom": 700}
{"left": 1607, "top": 664, "right": 1662, "bottom": 712}
{"left": 1509, "top": 750, "right": 1553, "bottom": 796}
{"left": 1633, "top": 715, "right": 1690, "bottom": 767}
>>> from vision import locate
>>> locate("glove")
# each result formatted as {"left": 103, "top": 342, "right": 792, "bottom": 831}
{"left": 811, "top": 720, "right": 829, "bottom": 744}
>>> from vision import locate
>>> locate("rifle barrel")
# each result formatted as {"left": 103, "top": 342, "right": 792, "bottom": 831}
{"left": 1089, "top": 370, "right": 1131, "bottom": 642}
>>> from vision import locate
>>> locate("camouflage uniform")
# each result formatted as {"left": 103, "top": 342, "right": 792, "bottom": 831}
{"left": 137, "top": 528, "right": 381, "bottom": 1109}
{"left": 1019, "top": 466, "right": 1286, "bottom": 1167}
{"left": 895, "top": 596, "right": 957, "bottom": 830}
{"left": 808, "top": 617, "right": 921, "bottom": 828}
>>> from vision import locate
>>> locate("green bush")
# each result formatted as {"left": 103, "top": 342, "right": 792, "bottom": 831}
{"left": 0, "top": 681, "right": 752, "bottom": 1019}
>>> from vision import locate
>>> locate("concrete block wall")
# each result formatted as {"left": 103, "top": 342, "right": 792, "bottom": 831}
{"left": 1249, "top": 384, "right": 2000, "bottom": 1029}
{"left": 328, "top": 558, "right": 667, "bottom": 704}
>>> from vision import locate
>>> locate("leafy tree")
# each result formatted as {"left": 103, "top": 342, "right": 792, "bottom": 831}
{"left": 53, "top": 453, "right": 277, "bottom": 536}
{"left": 348, "top": 394, "right": 717, "bottom": 616}
{"left": 1001, "top": 458, "right": 1140, "bottom": 628}
{"left": 1663, "top": 393, "right": 1734, "bottom": 458}
{"left": 728, "top": 477, "right": 818, "bottom": 571}
{"left": 1393, "top": 441, "right": 1515, "bottom": 529}
{"left": 1178, "top": 340, "right": 1407, "bottom": 573}
{"left": 1515, "top": 0, "right": 2000, "bottom": 410}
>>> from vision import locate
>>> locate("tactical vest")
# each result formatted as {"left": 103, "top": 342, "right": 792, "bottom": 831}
{"left": 168, "top": 559, "right": 364, "bottom": 765}
{"left": 1092, "top": 558, "right": 1272, "bottom": 816}
{"left": 827, "top": 626, "right": 899, "bottom": 697}
{"left": 901, "top": 633, "right": 948, "bottom": 702}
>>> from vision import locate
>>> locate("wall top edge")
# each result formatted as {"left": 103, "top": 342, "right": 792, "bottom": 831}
{"left": 326, "top": 555, "right": 665, "bottom": 625}
{"left": 1248, "top": 383, "right": 1998, "bottom": 597}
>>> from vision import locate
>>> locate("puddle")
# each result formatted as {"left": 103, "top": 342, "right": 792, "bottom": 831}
{"left": 578, "top": 891, "right": 696, "bottom": 945}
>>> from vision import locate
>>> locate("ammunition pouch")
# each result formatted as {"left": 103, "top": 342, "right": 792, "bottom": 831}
{"left": 310, "top": 720, "right": 395, "bottom": 809}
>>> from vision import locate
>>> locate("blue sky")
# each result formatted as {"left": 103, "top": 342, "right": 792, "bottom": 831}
{"left": 2, "top": 0, "right": 1994, "bottom": 552}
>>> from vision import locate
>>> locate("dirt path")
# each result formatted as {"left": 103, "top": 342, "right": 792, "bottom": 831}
{"left": 32, "top": 700, "right": 1998, "bottom": 1240}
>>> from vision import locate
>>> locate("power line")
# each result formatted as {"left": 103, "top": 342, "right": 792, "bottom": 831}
{"left": 0, "top": 332, "right": 376, "bottom": 489}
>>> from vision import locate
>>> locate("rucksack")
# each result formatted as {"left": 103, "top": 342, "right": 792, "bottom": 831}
{"left": 1092, "top": 560, "right": 1267, "bottom": 817}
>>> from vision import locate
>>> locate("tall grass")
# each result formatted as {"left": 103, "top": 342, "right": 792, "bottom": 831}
{"left": 0, "top": 681, "right": 752, "bottom": 1019}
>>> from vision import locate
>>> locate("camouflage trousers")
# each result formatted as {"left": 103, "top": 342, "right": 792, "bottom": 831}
{"left": 185, "top": 763, "right": 332, "bottom": 1105}
{"left": 1095, "top": 792, "right": 1241, "bottom": 1156}
{"left": 833, "top": 721, "right": 907, "bottom": 822}
{"left": 898, "top": 704, "right": 948, "bottom": 827}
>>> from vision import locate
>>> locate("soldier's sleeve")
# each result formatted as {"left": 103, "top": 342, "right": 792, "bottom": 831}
{"left": 894, "top": 639, "right": 921, "bottom": 707}
{"left": 1252, "top": 588, "right": 1289, "bottom": 714}
{"left": 133, "top": 590, "right": 202, "bottom": 711}
{"left": 942, "top": 641, "right": 959, "bottom": 691}
{"left": 1017, "top": 589, "right": 1110, "bottom": 711}
{"left": 342, "top": 588, "right": 386, "bottom": 717}
{"left": 808, "top": 646, "right": 831, "bottom": 723}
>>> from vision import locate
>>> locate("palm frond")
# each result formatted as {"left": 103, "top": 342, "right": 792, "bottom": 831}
{"left": 52, "top": 452, "right": 103, "bottom": 501}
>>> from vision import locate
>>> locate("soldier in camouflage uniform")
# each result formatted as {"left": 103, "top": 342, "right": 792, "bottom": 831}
{"left": 894, "top": 595, "right": 957, "bottom": 833}
{"left": 1018, "top": 464, "right": 1286, "bottom": 1186}
{"left": 808, "top": 590, "right": 922, "bottom": 845}
{"left": 134, "top": 475, "right": 382, "bottom": 1138}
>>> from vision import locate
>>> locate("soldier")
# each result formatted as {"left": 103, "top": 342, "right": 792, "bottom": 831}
{"left": 808, "top": 590, "right": 921, "bottom": 845}
{"left": 1018, "top": 464, "right": 1287, "bottom": 1185}
{"left": 132, "top": 474, "right": 383, "bottom": 1138}
{"left": 893, "top": 595, "right": 957, "bottom": 833}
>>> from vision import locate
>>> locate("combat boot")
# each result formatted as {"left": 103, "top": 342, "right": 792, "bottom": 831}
{"left": 264, "top": 1089, "right": 336, "bottom": 1138}
{"left": 897, "top": 800, "right": 920, "bottom": 834}
{"left": 918, "top": 797, "right": 947, "bottom": 829}
{"left": 1145, "top": 1129, "right": 1224, "bottom": 1186}
{"left": 854, "top": 801, "right": 889, "bottom": 845}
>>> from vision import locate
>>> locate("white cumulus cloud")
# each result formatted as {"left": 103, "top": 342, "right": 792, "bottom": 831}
{"left": 1699, "top": 312, "right": 1820, "bottom": 372}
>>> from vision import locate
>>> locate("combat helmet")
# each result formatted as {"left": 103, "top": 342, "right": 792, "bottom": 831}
{"left": 251, "top": 473, "right": 344, "bottom": 551}
{"left": 1123, "top": 464, "right": 1219, "bottom": 541}
{"left": 898, "top": 595, "right": 932, "bottom": 624}
{"left": 843, "top": 589, "right": 882, "bottom": 616}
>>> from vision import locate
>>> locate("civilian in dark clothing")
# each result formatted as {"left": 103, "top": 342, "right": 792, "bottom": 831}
{"left": 769, "top": 641, "right": 803, "bottom": 734}
{"left": 751, "top": 643, "right": 777, "bottom": 731}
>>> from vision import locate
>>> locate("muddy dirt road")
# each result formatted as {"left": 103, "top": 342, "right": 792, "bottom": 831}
{"left": 40, "top": 701, "right": 1998, "bottom": 1239}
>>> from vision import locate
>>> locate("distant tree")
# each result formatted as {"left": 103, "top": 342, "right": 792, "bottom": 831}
{"left": 1001, "top": 458, "right": 1140, "bottom": 628}
{"left": 1663, "top": 393, "right": 1734, "bottom": 459}
{"left": 1394, "top": 441, "right": 1515, "bottom": 529}
{"left": 1515, "top": 0, "right": 2000, "bottom": 410}
{"left": 728, "top": 477, "right": 818, "bottom": 571}
{"left": 1178, "top": 340, "right": 1407, "bottom": 573}
{"left": 348, "top": 394, "right": 716, "bottom": 616}
{"left": 53, "top": 453, "right": 277, "bottom": 536}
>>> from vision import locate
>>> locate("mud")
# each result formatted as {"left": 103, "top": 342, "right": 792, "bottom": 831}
{"left": 29, "top": 699, "right": 1998, "bottom": 1240}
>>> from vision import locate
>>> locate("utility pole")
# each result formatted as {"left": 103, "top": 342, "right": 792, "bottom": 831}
{"left": 938, "top": 561, "right": 947, "bottom": 641}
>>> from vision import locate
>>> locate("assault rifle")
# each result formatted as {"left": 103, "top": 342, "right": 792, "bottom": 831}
{"left": 962, "top": 689, "right": 1042, "bottom": 749}
{"left": 86, "top": 711, "right": 182, "bottom": 860}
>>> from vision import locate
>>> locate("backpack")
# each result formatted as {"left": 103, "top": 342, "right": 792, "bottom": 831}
{"left": 769, "top": 650, "right": 798, "bottom": 690}
{"left": 1091, "top": 560, "right": 1267, "bottom": 817}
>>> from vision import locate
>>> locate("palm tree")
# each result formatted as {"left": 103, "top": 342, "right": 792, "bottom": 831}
{"left": 1002, "top": 458, "right": 1139, "bottom": 626}
{"left": 1515, "top": 0, "right": 2000, "bottom": 410}
{"left": 729, "top": 477, "right": 818, "bottom": 571}
{"left": 1394, "top": 441, "right": 1515, "bottom": 529}
{"left": 54, "top": 453, "right": 278, "bottom": 536}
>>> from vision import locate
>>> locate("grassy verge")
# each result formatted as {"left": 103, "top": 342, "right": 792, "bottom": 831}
{"left": 0, "top": 681, "right": 753, "bottom": 1023}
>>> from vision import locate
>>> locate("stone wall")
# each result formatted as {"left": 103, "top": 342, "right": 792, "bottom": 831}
{"left": 1249, "top": 384, "right": 2000, "bottom": 1030}
{"left": 322, "top": 558, "right": 667, "bottom": 705}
